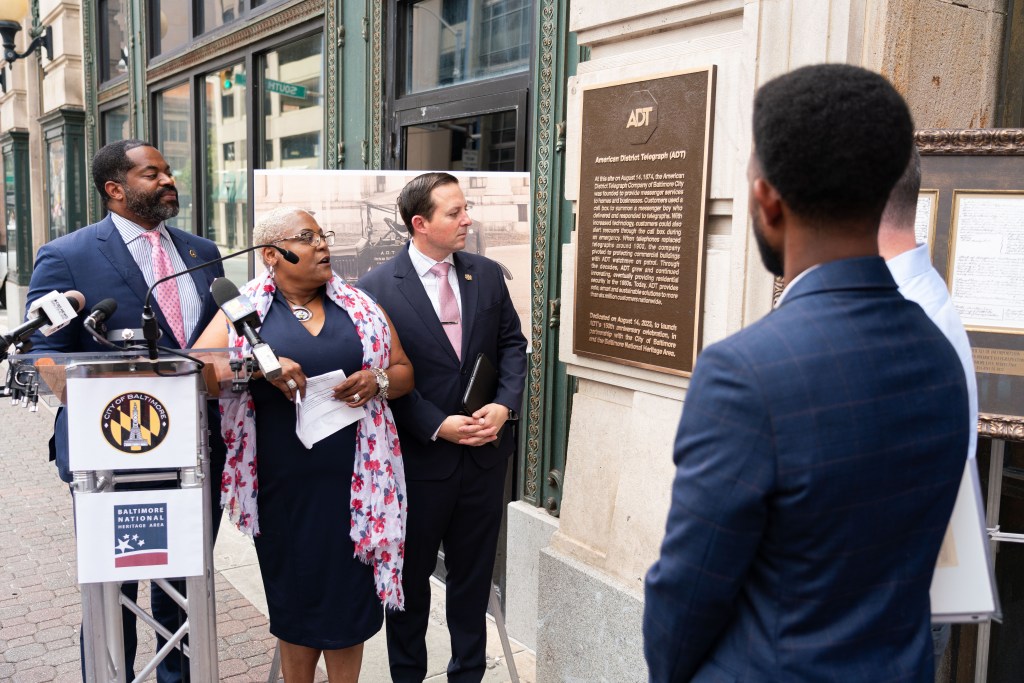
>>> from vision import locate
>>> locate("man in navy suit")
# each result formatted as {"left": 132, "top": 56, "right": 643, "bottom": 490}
{"left": 25, "top": 140, "right": 225, "bottom": 682}
{"left": 358, "top": 172, "right": 527, "bottom": 683}
{"left": 643, "top": 65, "right": 969, "bottom": 682}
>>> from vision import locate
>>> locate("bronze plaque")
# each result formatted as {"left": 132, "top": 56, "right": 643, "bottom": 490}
{"left": 573, "top": 68, "right": 715, "bottom": 375}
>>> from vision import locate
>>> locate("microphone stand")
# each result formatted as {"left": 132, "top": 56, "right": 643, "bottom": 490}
{"left": 142, "top": 243, "right": 298, "bottom": 360}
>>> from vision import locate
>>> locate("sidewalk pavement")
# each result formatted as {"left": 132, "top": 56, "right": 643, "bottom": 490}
{"left": 0, "top": 356, "right": 535, "bottom": 682}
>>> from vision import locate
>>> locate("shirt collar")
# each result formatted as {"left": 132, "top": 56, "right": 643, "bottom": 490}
{"left": 774, "top": 264, "right": 822, "bottom": 308}
{"left": 408, "top": 240, "right": 454, "bottom": 278}
{"left": 884, "top": 243, "right": 930, "bottom": 283}
{"left": 110, "top": 211, "right": 169, "bottom": 245}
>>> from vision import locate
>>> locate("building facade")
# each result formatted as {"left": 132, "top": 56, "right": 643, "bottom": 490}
{"left": 1, "top": 1, "right": 1022, "bottom": 681}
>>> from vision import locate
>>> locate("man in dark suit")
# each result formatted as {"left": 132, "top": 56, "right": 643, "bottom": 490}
{"left": 358, "top": 172, "right": 527, "bottom": 683}
{"left": 25, "top": 139, "right": 225, "bottom": 683}
{"left": 643, "top": 65, "right": 969, "bottom": 682}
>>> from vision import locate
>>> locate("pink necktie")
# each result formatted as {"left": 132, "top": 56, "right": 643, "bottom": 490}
{"left": 142, "top": 230, "right": 186, "bottom": 348}
{"left": 430, "top": 262, "right": 461, "bottom": 359}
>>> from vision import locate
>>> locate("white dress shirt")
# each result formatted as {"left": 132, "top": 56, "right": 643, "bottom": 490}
{"left": 888, "top": 243, "right": 979, "bottom": 460}
{"left": 407, "top": 240, "right": 463, "bottom": 318}
{"left": 111, "top": 212, "right": 202, "bottom": 343}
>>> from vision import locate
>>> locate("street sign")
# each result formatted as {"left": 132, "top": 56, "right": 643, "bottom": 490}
{"left": 265, "top": 78, "right": 307, "bottom": 99}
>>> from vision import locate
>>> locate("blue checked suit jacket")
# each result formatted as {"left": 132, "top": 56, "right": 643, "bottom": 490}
{"left": 643, "top": 256, "right": 969, "bottom": 682}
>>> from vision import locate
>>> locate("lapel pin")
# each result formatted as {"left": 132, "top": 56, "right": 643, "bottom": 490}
{"left": 464, "top": 274, "right": 473, "bottom": 281}
{"left": 189, "top": 248, "right": 197, "bottom": 258}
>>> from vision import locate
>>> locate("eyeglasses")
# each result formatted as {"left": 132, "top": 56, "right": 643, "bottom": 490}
{"left": 272, "top": 230, "right": 335, "bottom": 247}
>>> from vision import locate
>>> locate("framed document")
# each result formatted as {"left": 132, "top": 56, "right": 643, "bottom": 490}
{"left": 947, "top": 191, "right": 1024, "bottom": 333}
{"left": 917, "top": 128, "right": 1024, "bottom": 439}
{"left": 915, "top": 189, "right": 938, "bottom": 252}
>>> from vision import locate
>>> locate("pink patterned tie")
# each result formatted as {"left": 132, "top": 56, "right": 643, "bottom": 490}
{"left": 142, "top": 230, "right": 186, "bottom": 348}
{"left": 430, "top": 262, "right": 461, "bottom": 359}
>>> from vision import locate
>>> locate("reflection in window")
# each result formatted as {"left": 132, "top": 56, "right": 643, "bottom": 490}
{"left": 99, "top": 0, "right": 128, "bottom": 83}
{"left": 48, "top": 139, "right": 67, "bottom": 240}
{"left": 203, "top": 0, "right": 244, "bottom": 34}
{"left": 404, "top": 0, "right": 532, "bottom": 94}
{"left": 101, "top": 104, "right": 130, "bottom": 145}
{"left": 205, "top": 65, "right": 248, "bottom": 286}
{"left": 150, "top": 0, "right": 189, "bottom": 56}
{"left": 154, "top": 84, "right": 193, "bottom": 231}
{"left": 405, "top": 110, "right": 518, "bottom": 171}
{"left": 261, "top": 34, "right": 324, "bottom": 170}
{"left": 3, "top": 150, "right": 18, "bottom": 277}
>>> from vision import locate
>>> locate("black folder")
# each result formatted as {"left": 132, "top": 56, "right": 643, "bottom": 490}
{"left": 461, "top": 353, "right": 502, "bottom": 447}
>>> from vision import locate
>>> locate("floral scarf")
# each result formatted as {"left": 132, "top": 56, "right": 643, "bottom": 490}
{"left": 219, "top": 269, "right": 407, "bottom": 608}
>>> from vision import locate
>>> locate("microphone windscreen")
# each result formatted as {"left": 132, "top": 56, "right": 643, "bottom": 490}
{"left": 64, "top": 290, "right": 85, "bottom": 312}
{"left": 91, "top": 298, "right": 118, "bottom": 318}
{"left": 280, "top": 248, "right": 300, "bottom": 264}
{"left": 211, "top": 277, "right": 242, "bottom": 307}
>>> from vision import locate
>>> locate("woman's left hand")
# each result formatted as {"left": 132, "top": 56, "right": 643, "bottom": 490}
{"left": 333, "top": 370, "right": 378, "bottom": 408}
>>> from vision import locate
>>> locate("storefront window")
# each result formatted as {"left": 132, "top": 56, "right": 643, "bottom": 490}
{"left": 405, "top": 109, "right": 519, "bottom": 171}
{"left": 154, "top": 84, "right": 194, "bottom": 231}
{"left": 99, "top": 0, "right": 129, "bottom": 83}
{"left": 203, "top": 0, "right": 245, "bottom": 34}
{"left": 2, "top": 151, "right": 13, "bottom": 282}
{"left": 47, "top": 139, "right": 67, "bottom": 241}
{"left": 261, "top": 34, "right": 324, "bottom": 169}
{"left": 403, "top": 0, "right": 532, "bottom": 94}
{"left": 205, "top": 64, "right": 248, "bottom": 285}
{"left": 150, "top": 0, "right": 190, "bottom": 57}
{"left": 101, "top": 104, "right": 130, "bottom": 145}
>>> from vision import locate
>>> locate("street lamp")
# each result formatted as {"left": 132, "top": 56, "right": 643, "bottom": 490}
{"left": 0, "top": 0, "right": 53, "bottom": 66}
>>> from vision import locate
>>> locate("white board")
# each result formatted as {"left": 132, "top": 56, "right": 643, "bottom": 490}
{"left": 930, "top": 460, "right": 1000, "bottom": 622}
{"left": 74, "top": 488, "right": 205, "bottom": 584}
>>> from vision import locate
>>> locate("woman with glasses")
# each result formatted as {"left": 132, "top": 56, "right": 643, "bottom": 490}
{"left": 196, "top": 206, "right": 412, "bottom": 683}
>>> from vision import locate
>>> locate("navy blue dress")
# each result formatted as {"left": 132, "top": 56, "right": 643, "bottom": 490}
{"left": 250, "top": 291, "right": 383, "bottom": 649}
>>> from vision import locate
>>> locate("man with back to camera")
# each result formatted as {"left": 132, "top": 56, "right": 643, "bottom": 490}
{"left": 358, "top": 172, "right": 527, "bottom": 683}
{"left": 642, "top": 65, "right": 970, "bottom": 682}
{"left": 24, "top": 139, "right": 225, "bottom": 682}
{"left": 878, "top": 146, "right": 980, "bottom": 669}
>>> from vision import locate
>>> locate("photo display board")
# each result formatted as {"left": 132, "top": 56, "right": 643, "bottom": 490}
{"left": 917, "top": 128, "right": 1024, "bottom": 439}
{"left": 573, "top": 67, "right": 715, "bottom": 376}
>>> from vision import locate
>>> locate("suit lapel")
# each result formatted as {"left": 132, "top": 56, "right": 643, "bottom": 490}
{"left": 393, "top": 247, "right": 461, "bottom": 363}
{"left": 454, "top": 253, "right": 476, "bottom": 364}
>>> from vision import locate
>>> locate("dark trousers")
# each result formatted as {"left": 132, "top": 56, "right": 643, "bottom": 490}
{"left": 386, "top": 453, "right": 507, "bottom": 683}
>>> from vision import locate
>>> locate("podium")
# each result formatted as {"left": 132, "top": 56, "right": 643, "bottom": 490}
{"left": 9, "top": 350, "right": 230, "bottom": 683}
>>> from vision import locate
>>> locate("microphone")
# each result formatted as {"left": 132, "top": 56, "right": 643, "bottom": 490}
{"left": 210, "top": 277, "right": 283, "bottom": 381}
{"left": 140, "top": 242, "right": 299, "bottom": 360}
{"left": 85, "top": 298, "right": 118, "bottom": 330}
{"left": 84, "top": 298, "right": 120, "bottom": 349}
{"left": 1, "top": 290, "right": 85, "bottom": 355}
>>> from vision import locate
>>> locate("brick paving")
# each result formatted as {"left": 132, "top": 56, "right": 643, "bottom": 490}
{"left": 0, "top": 366, "right": 313, "bottom": 682}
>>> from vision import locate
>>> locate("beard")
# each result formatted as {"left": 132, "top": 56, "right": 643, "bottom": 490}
{"left": 751, "top": 212, "right": 784, "bottom": 278}
{"left": 122, "top": 184, "right": 179, "bottom": 223}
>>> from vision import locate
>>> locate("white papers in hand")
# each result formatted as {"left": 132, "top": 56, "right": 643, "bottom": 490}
{"left": 294, "top": 369, "right": 364, "bottom": 449}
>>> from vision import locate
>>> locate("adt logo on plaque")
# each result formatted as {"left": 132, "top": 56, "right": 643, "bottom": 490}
{"left": 114, "top": 503, "right": 169, "bottom": 568}
{"left": 624, "top": 89, "right": 658, "bottom": 145}
{"left": 101, "top": 392, "right": 170, "bottom": 453}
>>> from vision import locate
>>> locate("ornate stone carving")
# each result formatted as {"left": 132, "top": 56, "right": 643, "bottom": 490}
{"left": 915, "top": 128, "right": 1024, "bottom": 156}
{"left": 979, "top": 414, "right": 1024, "bottom": 442}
